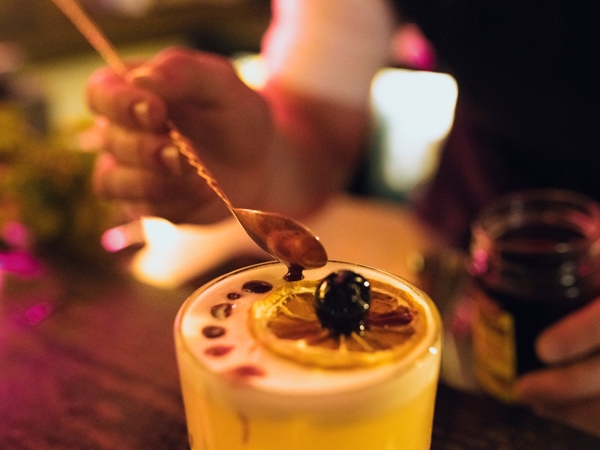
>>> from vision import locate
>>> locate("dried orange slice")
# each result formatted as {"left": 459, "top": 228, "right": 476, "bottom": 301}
{"left": 250, "top": 277, "right": 428, "bottom": 369}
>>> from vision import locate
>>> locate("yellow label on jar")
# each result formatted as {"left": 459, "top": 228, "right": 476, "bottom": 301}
{"left": 472, "top": 289, "right": 517, "bottom": 403}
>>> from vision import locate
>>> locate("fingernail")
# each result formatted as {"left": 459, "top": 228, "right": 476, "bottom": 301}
{"left": 125, "top": 66, "right": 153, "bottom": 83}
{"left": 160, "top": 145, "right": 183, "bottom": 175}
{"left": 132, "top": 101, "right": 154, "bottom": 129}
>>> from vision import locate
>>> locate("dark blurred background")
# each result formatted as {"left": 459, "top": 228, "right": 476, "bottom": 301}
{"left": 0, "top": 0, "right": 271, "bottom": 61}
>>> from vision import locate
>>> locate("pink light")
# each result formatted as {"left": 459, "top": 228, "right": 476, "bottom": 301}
{"left": 451, "top": 298, "right": 475, "bottom": 338}
{"left": 102, "top": 226, "right": 130, "bottom": 252}
{"left": 24, "top": 302, "right": 53, "bottom": 325}
{"left": 101, "top": 221, "right": 144, "bottom": 252}
{"left": 2, "top": 221, "right": 30, "bottom": 249}
{"left": 392, "top": 24, "right": 436, "bottom": 71}
{"left": 0, "top": 251, "right": 44, "bottom": 277}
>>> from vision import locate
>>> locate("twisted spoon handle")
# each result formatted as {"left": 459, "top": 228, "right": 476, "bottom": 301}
{"left": 50, "top": 0, "right": 127, "bottom": 75}
{"left": 166, "top": 124, "right": 233, "bottom": 209}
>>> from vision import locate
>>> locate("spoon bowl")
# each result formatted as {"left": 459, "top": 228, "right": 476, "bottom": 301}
{"left": 233, "top": 208, "right": 328, "bottom": 270}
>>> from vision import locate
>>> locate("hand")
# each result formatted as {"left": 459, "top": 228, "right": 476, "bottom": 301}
{"left": 516, "top": 297, "right": 600, "bottom": 436}
{"left": 86, "top": 47, "right": 274, "bottom": 224}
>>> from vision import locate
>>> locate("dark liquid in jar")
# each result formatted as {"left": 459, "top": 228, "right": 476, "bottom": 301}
{"left": 474, "top": 223, "right": 599, "bottom": 374}
{"left": 474, "top": 283, "right": 594, "bottom": 374}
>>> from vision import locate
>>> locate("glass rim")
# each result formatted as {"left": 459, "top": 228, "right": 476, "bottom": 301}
{"left": 472, "top": 188, "right": 600, "bottom": 255}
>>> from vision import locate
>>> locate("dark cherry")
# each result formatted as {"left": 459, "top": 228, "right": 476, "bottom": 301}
{"left": 242, "top": 280, "right": 273, "bottom": 294}
{"left": 315, "top": 270, "right": 371, "bottom": 335}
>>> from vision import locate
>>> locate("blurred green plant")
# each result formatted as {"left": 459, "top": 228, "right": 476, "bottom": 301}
{"left": 0, "top": 102, "right": 114, "bottom": 263}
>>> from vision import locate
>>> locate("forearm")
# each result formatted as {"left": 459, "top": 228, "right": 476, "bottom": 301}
{"left": 255, "top": 0, "right": 397, "bottom": 217}
{"left": 257, "top": 80, "right": 369, "bottom": 218}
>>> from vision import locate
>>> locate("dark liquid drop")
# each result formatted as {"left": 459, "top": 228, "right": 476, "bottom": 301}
{"left": 202, "top": 326, "right": 226, "bottom": 339}
{"left": 228, "top": 365, "right": 266, "bottom": 378}
{"left": 204, "top": 345, "right": 234, "bottom": 357}
{"left": 211, "top": 303, "right": 233, "bottom": 319}
{"left": 227, "top": 292, "right": 242, "bottom": 300}
{"left": 284, "top": 264, "right": 304, "bottom": 282}
{"left": 242, "top": 280, "right": 273, "bottom": 293}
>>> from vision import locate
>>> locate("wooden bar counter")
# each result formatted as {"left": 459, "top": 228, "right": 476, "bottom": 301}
{"left": 2, "top": 196, "right": 599, "bottom": 449}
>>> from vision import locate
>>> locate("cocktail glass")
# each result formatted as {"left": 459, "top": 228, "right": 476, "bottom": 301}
{"left": 174, "top": 260, "right": 442, "bottom": 450}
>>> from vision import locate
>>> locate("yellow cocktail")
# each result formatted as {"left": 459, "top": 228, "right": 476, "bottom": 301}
{"left": 175, "top": 261, "right": 441, "bottom": 450}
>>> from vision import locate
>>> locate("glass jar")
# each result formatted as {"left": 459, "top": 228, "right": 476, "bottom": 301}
{"left": 468, "top": 189, "right": 600, "bottom": 402}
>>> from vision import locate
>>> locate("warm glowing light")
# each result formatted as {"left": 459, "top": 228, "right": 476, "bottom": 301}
{"left": 130, "top": 217, "right": 259, "bottom": 288}
{"left": 370, "top": 68, "right": 458, "bottom": 194}
{"left": 233, "top": 53, "right": 268, "bottom": 90}
{"left": 130, "top": 217, "right": 182, "bottom": 286}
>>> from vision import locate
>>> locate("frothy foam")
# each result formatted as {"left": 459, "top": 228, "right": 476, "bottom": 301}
{"left": 175, "top": 261, "right": 441, "bottom": 420}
